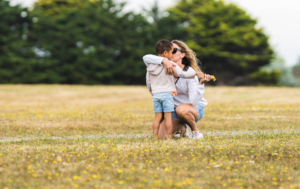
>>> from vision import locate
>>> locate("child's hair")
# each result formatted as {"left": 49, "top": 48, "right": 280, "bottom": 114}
{"left": 171, "top": 39, "right": 202, "bottom": 72}
{"left": 155, "top": 39, "right": 173, "bottom": 55}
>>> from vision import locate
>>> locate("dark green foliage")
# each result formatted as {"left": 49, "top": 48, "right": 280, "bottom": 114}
{"left": 0, "top": 0, "right": 277, "bottom": 85}
{"left": 167, "top": 0, "right": 274, "bottom": 85}
{"left": 0, "top": 0, "right": 36, "bottom": 83}
{"left": 27, "top": 0, "right": 153, "bottom": 84}
{"left": 249, "top": 69, "right": 281, "bottom": 85}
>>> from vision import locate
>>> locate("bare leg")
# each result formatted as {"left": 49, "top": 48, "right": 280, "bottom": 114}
{"left": 164, "top": 112, "right": 173, "bottom": 139}
{"left": 153, "top": 113, "right": 163, "bottom": 138}
{"left": 158, "top": 119, "right": 182, "bottom": 139}
{"left": 175, "top": 104, "right": 199, "bottom": 132}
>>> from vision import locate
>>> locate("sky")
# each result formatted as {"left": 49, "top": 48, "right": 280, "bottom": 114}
{"left": 11, "top": 0, "right": 300, "bottom": 66}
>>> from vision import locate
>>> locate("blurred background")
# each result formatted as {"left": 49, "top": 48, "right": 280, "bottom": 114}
{"left": 2, "top": 0, "right": 300, "bottom": 86}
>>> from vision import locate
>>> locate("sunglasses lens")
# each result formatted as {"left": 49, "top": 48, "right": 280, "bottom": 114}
{"left": 172, "top": 48, "right": 177, "bottom": 54}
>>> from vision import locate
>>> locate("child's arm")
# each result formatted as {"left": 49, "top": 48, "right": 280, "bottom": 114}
{"left": 146, "top": 72, "right": 153, "bottom": 95}
{"left": 143, "top": 54, "right": 165, "bottom": 66}
{"left": 143, "top": 54, "right": 174, "bottom": 75}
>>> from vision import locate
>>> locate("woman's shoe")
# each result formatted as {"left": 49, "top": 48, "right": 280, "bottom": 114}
{"left": 192, "top": 131, "right": 204, "bottom": 139}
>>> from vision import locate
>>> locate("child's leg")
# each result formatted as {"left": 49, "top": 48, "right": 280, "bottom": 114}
{"left": 152, "top": 94, "right": 163, "bottom": 138}
{"left": 153, "top": 113, "right": 163, "bottom": 138}
{"left": 164, "top": 112, "right": 173, "bottom": 139}
{"left": 160, "top": 93, "right": 175, "bottom": 139}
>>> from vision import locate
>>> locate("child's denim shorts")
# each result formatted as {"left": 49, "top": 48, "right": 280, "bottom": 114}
{"left": 152, "top": 92, "right": 174, "bottom": 113}
{"left": 172, "top": 105, "right": 204, "bottom": 122}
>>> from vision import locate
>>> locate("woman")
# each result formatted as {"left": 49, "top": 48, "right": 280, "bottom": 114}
{"left": 143, "top": 40, "right": 212, "bottom": 139}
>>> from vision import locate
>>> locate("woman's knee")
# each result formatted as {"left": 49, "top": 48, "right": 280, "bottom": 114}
{"left": 176, "top": 105, "right": 198, "bottom": 121}
{"left": 176, "top": 106, "right": 194, "bottom": 118}
{"left": 175, "top": 106, "right": 188, "bottom": 117}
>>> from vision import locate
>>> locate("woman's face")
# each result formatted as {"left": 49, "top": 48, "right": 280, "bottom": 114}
{"left": 171, "top": 43, "right": 185, "bottom": 62}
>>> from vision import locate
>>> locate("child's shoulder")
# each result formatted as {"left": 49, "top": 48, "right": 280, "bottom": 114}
{"left": 147, "top": 64, "right": 164, "bottom": 75}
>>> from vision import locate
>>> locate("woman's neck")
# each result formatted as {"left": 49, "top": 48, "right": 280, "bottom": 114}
{"left": 175, "top": 61, "right": 184, "bottom": 69}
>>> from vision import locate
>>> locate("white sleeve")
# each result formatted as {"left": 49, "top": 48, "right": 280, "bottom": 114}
{"left": 143, "top": 54, "right": 165, "bottom": 66}
{"left": 188, "top": 76, "right": 204, "bottom": 106}
{"left": 174, "top": 65, "right": 196, "bottom": 79}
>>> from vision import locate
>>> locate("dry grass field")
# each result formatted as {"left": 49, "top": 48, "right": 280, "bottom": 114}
{"left": 0, "top": 85, "right": 300, "bottom": 189}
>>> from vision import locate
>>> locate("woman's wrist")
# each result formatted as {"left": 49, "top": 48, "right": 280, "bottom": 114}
{"left": 196, "top": 72, "right": 205, "bottom": 78}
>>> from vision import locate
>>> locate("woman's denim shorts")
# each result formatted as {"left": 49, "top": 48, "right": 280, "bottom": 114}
{"left": 172, "top": 105, "right": 204, "bottom": 122}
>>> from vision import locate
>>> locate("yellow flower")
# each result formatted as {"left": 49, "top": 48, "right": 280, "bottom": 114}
{"left": 32, "top": 174, "right": 38, "bottom": 178}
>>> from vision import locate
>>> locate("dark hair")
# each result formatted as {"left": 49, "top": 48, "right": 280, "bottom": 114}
{"left": 155, "top": 39, "right": 173, "bottom": 54}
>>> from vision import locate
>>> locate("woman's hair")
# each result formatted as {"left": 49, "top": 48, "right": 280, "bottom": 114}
{"left": 171, "top": 40, "right": 202, "bottom": 72}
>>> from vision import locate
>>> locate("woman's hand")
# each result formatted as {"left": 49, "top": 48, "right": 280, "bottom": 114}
{"left": 199, "top": 74, "right": 213, "bottom": 84}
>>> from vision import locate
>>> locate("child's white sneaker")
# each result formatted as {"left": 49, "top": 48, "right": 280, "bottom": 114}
{"left": 192, "top": 131, "right": 204, "bottom": 139}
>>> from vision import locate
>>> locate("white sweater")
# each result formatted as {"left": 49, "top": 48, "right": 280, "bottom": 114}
{"left": 143, "top": 54, "right": 207, "bottom": 107}
{"left": 143, "top": 55, "right": 196, "bottom": 94}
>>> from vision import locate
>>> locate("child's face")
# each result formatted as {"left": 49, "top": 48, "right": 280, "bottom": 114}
{"left": 162, "top": 47, "right": 174, "bottom": 60}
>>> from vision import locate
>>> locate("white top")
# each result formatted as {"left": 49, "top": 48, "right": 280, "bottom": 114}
{"left": 143, "top": 54, "right": 207, "bottom": 107}
{"left": 173, "top": 75, "right": 207, "bottom": 107}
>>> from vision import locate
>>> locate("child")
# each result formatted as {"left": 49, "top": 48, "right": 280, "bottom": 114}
{"left": 144, "top": 39, "right": 202, "bottom": 138}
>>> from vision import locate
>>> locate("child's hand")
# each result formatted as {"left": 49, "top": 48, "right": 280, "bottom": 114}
{"left": 172, "top": 62, "right": 177, "bottom": 67}
{"left": 162, "top": 59, "right": 175, "bottom": 75}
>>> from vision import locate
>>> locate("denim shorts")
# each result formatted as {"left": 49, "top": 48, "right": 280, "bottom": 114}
{"left": 152, "top": 92, "right": 174, "bottom": 113}
{"left": 172, "top": 104, "right": 204, "bottom": 122}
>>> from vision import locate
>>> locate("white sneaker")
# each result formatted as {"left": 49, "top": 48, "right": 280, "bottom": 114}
{"left": 183, "top": 124, "right": 192, "bottom": 139}
{"left": 192, "top": 131, "right": 204, "bottom": 139}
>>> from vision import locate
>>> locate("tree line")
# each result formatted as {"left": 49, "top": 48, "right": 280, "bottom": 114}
{"left": 1, "top": 0, "right": 299, "bottom": 85}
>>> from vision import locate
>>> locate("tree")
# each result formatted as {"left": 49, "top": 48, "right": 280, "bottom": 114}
{"left": 27, "top": 0, "right": 154, "bottom": 84}
{"left": 292, "top": 57, "right": 300, "bottom": 78}
{"left": 262, "top": 56, "right": 300, "bottom": 87}
{"left": 0, "top": 0, "right": 36, "bottom": 83}
{"left": 33, "top": 0, "right": 89, "bottom": 17}
{"left": 167, "top": 0, "right": 274, "bottom": 85}
{"left": 142, "top": 1, "right": 185, "bottom": 43}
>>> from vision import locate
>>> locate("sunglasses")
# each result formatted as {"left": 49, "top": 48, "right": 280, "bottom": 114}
{"left": 172, "top": 48, "right": 182, "bottom": 54}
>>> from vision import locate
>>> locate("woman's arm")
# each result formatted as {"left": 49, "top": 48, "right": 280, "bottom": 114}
{"left": 188, "top": 77, "right": 204, "bottom": 106}
{"left": 199, "top": 74, "right": 213, "bottom": 84}
{"left": 174, "top": 66, "right": 196, "bottom": 79}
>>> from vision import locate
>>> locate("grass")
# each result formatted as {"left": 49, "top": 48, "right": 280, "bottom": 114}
{"left": 0, "top": 85, "right": 300, "bottom": 189}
